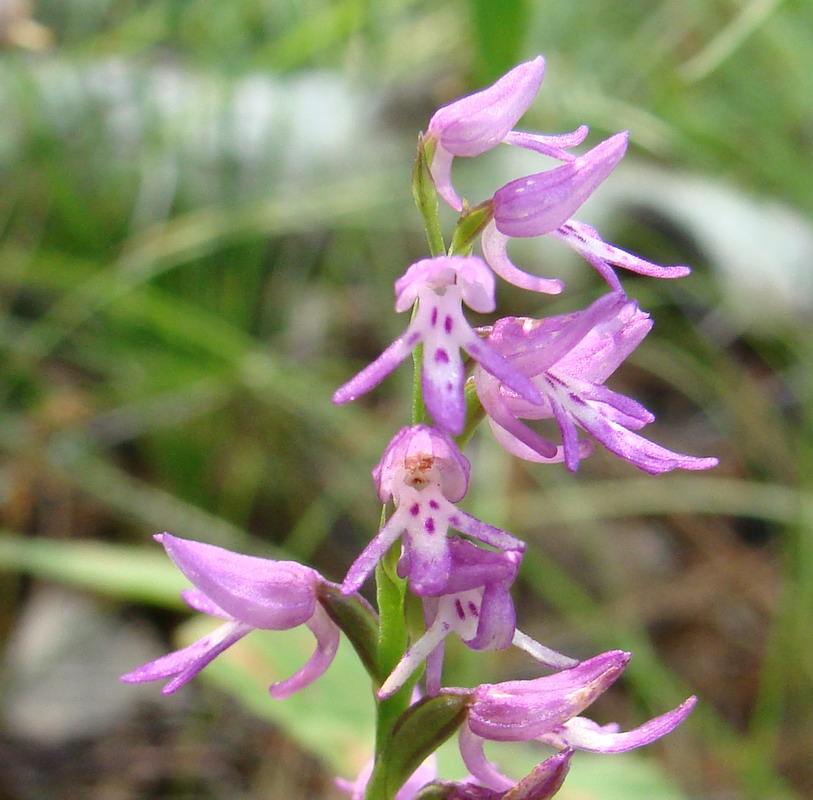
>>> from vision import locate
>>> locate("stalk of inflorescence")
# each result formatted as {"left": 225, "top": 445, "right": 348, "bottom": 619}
{"left": 370, "top": 137, "right": 457, "bottom": 790}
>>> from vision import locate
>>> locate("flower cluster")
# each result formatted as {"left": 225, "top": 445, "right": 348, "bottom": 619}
{"left": 122, "top": 56, "right": 717, "bottom": 800}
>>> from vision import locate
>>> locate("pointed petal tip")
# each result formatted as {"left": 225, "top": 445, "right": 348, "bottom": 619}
{"left": 522, "top": 55, "right": 546, "bottom": 84}
{"left": 589, "top": 130, "right": 629, "bottom": 170}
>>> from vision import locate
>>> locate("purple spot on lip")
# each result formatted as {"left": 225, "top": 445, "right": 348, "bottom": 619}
{"left": 431, "top": 307, "right": 438, "bottom": 327}
{"left": 406, "top": 331, "right": 421, "bottom": 346}
{"left": 448, "top": 515, "right": 459, "bottom": 526}
{"left": 444, "top": 315, "right": 453, "bottom": 334}
{"left": 424, "top": 517, "right": 435, "bottom": 533}
{"left": 429, "top": 499, "right": 439, "bottom": 510}
{"left": 568, "top": 392, "right": 586, "bottom": 405}
{"left": 434, "top": 348, "right": 450, "bottom": 364}
{"left": 455, "top": 599, "right": 465, "bottom": 620}
{"left": 468, "top": 601, "right": 479, "bottom": 616}
{"left": 410, "top": 503, "right": 420, "bottom": 516}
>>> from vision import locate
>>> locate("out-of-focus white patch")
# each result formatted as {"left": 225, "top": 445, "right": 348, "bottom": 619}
{"left": 596, "top": 165, "right": 813, "bottom": 329}
{"left": 2, "top": 586, "right": 177, "bottom": 743}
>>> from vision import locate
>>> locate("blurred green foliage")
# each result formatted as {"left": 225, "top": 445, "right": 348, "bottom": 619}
{"left": 2, "top": 0, "right": 813, "bottom": 798}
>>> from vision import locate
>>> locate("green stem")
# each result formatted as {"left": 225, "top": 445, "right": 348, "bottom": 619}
{"left": 411, "top": 344, "right": 427, "bottom": 426}
{"left": 412, "top": 136, "right": 446, "bottom": 257}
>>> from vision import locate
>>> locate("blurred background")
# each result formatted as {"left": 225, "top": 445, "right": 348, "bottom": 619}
{"left": 1, "top": 0, "right": 812, "bottom": 798}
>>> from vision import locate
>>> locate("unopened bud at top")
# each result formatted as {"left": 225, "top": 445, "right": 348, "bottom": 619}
{"left": 427, "top": 57, "right": 546, "bottom": 158}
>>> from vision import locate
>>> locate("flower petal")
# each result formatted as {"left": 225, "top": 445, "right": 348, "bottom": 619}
{"left": 332, "top": 322, "right": 418, "bottom": 405}
{"left": 427, "top": 142, "right": 463, "bottom": 211}
{"left": 493, "top": 133, "right": 628, "bottom": 238}
{"left": 120, "top": 620, "right": 252, "bottom": 694}
{"left": 503, "top": 124, "right": 589, "bottom": 156}
{"left": 572, "top": 407, "right": 719, "bottom": 475}
{"left": 467, "top": 651, "right": 630, "bottom": 741}
{"left": 553, "top": 221, "right": 692, "bottom": 280}
{"left": 466, "top": 581, "right": 515, "bottom": 651}
{"left": 342, "top": 510, "right": 405, "bottom": 594}
{"left": 540, "top": 696, "right": 697, "bottom": 753}
{"left": 422, "top": 333, "right": 467, "bottom": 434}
{"left": 481, "top": 222, "right": 565, "bottom": 295}
{"left": 427, "top": 57, "right": 546, "bottom": 158}
{"left": 269, "top": 603, "right": 340, "bottom": 699}
{"left": 373, "top": 426, "right": 471, "bottom": 504}
{"left": 158, "top": 534, "right": 319, "bottom": 630}
{"left": 448, "top": 505, "right": 526, "bottom": 553}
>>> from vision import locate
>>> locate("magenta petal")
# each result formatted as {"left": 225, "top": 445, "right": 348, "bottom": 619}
{"left": 488, "top": 418, "right": 576, "bottom": 464}
{"left": 450, "top": 506, "right": 526, "bottom": 552}
{"left": 577, "top": 382, "right": 654, "bottom": 429}
{"left": 554, "top": 221, "right": 692, "bottom": 280}
{"left": 423, "top": 633, "right": 446, "bottom": 699}
{"left": 181, "top": 589, "right": 230, "bottom": 618}
{"left": 341, "top": 512, "right": 404, "bottom": 594}
{"left": 544, "top": 696, "right": 697, "bottom": 753}
{"left": 573, "top": 410, "right": 719, "bottom": 475}
{"left": 476, "top": 381, "right": 559, "bottom": 460}
{"left": 486, "top": 293, "right": 630, "bottom": 378}
{"left": 459, "top": 725, "right": 515, "bottom": 792}
{"left": 466, "top": 582, "right": 515, "bottom": 651}
{"left": 438, "top": 538, "right": 521, "bottom": 595}
{"left": 404, "top": 524, "right": 453, "bottom": 595}
{"left": 269, "top": 604, "right": 340, "bottom": 699}
{"left": 120, "top": 620, "right": 252, "bottom": 693}
{"left": 422, "top": 339, "right": 467, "bottom": 435}
{"left": 159, "top": 534, "right": 318, "bottom": 630}
{"left": 464, "top": 333, "right": 543, "bottom": 407}
{"left": 373, "top": 425, "right": 471, "bottom": 504}
{"left": 427, "top": 57, "right": 546, "bottom": 158}
{"left": 428, "top": 142, "right": 463, "bottom": 211}
{"left": 549, "top": 394, "right": 582, "bottom": 472}
{"left": 504, "top": 124, "right": 589, "bottom": 156}
{"left": 468, "top": 650, "right": 630, "bottom": 741}
{"left": 332, "top": 324, "right": 416, "bottom": 404}
{"left": 454, "top": 256, "right": 498, "bottom": 313}
{"left": 481, "top": 222, "right": 565, "bottom": 295}
{"left": 395, "top": 257, "right": 487, "bottom": 312}
{"left": 493, "top": 132, "right": 628, "bottom": 238}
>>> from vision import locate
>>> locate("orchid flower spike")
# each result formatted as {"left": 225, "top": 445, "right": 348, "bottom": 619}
{"left": 474, "top": 293, "right": 719, "bottom": 474}
{"left": 481, "top": 131, "right": 690, "bottom": 293}
{"left": 341, "top": 425, "right": 525, "bottom": 597}
{"left": 120, "top": 534, "right": 339, "bottom": 699}
{"left": 333, "top": 255, "right": 544, "bottom": 435}
{"left": 379, "top": 538, "right": 577, "bottom": 700}
{"left": 452, "top": 651, "right": 696, "bottom": 792}
{"left": 425, "top": 56, "right": 589, "bottom": 211}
